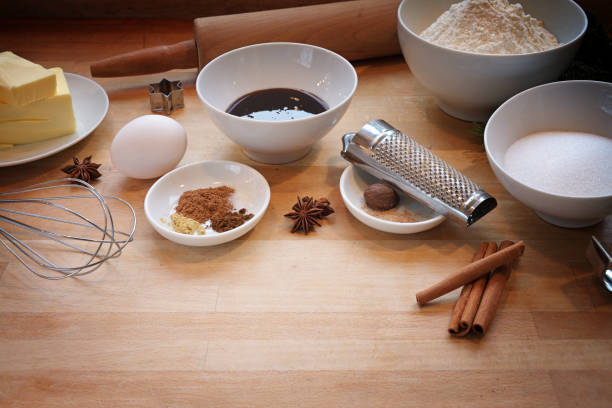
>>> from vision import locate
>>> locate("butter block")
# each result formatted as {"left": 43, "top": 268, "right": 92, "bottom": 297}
{"left": 0, "top": 67, "right": 76, "bottom": 145}
{"left": 0, "top": 51, "right": 57, "bottom": 106}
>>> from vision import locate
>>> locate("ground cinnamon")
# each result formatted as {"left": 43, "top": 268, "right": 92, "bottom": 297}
{"left": 175, "top": 186, "right": 234, "bottom": 224}
{"left": 175, "top": 186, "right": 254, "bottom": 233}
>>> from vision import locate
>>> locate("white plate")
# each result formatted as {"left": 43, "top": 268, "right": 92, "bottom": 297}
{"left": 340, "top": 165, "right": 445, "bottom": 234}
{"left": 0, "top": 73, "right": 109, "bottom": 167}
{"left": 144, "top": 160, "right": 270, "bottom": 246}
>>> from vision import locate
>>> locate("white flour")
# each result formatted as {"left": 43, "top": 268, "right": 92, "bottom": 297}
{"left": 420, "top": 0, "right": 559, "bottom": 54}
{"left": 503, "top": 131, "right": 612, "bottom": 197}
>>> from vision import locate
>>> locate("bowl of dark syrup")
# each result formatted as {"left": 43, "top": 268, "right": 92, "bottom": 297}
{"left": 196, "top": 42, "right": 358, "bottom": 164}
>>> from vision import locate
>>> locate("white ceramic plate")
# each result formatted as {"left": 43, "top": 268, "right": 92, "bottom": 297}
{"left": 340, "top": 165, "right": 445, "bottom": 234}
{"left": 0, "top": 73, "right": 109, "bottom": 167}
{"left": 144, "top": 160, "right": 270, "bottom": 246}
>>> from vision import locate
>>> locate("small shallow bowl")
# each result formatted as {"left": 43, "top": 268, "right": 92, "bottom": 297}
{"left": 485, "top": 80, "right": 612, "bottom": 228}
{"left": 196, "top": 42, "right": 357, "bottom": 164}
{"left": 340, "top": 165, "right": 445, "bottom": 234}
{"left": 397, "top": 0, "right": 587, "bottom": 121}
{"left": 144, "top": 160, "right": 270, "bottom": 246}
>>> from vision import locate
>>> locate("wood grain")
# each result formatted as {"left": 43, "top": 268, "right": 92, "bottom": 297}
{"left": 0, "top": 18, "right": 610, "bottom": 408}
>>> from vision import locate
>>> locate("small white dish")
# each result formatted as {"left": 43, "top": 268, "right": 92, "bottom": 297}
{"left": 144, "top": 160, "right": 270, "bottom": 246}
{"left": 196, "top": 42, "right": 357, "bottom": 164}
{"left": 0, "top": 73, "right": 109, "bottom": 167}
{"left": 340, "top": 165, "right": 445, "bottom": 234}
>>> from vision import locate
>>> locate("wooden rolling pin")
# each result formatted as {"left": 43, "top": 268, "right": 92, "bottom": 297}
{"left": 90, "top": 0, "right": 401, "bottom": 77}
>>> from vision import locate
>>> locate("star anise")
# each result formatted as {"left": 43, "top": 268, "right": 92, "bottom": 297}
{"left": 61, "top": 155, "right": 102, "bottom": 182}
{"left": 284, "top": 195, "right": 323, "bottom": 234}
{"left": 285, "top": 195, "right": 335, "bottom": 234}
{"left": 314, "top": 197, "right": 335, "bottom": 217}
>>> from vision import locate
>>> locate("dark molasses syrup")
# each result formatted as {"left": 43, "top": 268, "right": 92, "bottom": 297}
{"left": 226, "top": 88, "right": 328, "bottom": 121}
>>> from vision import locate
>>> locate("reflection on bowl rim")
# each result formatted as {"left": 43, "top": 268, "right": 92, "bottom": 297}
{"left": 397, "top": 0, "right": 587, "bottom": 58}
{"left": 484, "top": 80, "right": 612, "bottom": 201}
{"left": 196, "top": 42, "right": 358, "bottom": 125}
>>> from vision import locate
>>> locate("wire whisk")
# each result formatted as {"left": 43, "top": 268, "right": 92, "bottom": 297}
{"left": 0, "top": 178, "right": 136, "bottom": 280}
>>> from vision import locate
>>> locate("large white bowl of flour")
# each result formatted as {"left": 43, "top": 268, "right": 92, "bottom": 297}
{"left": 397, "top": 0, "right": 587, "bottom": 122}
{"left": 485, "top": 80, "right": 612, "bottom": 228}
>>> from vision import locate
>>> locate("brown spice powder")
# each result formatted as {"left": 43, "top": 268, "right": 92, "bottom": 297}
{"left": 175, "top": 186, "right": 234, "bottom": 224}
{"left": 211, "top": 208, "right": 254, "bottom": 232}
{"left": 175, "top": 186, "right": 254, "bottom": 233}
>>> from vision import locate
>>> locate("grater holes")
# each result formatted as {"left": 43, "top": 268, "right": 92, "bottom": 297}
{"left": 371, "top": 135, "right": 480, "bottom": 210}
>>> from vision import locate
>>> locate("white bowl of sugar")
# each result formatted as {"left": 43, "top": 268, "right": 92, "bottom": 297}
{"left": 485, "top": 80, "right": 612, "bottom": 228}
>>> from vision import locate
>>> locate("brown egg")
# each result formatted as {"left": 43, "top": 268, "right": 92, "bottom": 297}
{"left": 364, "top": 183, "right": 399, "bottom": 211}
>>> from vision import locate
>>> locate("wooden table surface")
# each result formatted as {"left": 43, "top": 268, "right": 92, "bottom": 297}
{"left": 1, "top": 20, "right": 611, "bottom": 407}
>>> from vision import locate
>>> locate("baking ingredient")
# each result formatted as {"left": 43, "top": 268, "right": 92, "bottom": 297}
{"left": 314, "top": 197, "right": 335, "bottom": 217}
{"left": 458, "top": 242, "right": 497, "bottom": 334}
{"left": 362, "top": 205, "right": 423, "bottom": 223}
{"left": 61, "top": 155, "right": 102, "bottom": 182}
{"left": 211, "top": 208, "right": 254, "bottom": 232}
{"left": 415, "top": 241, "right": 525, "bottom": 306}
{"left": 284, "top": 196, "right": 335, "bottom": 235}
{"left": 0, "top": 51, "right": 56, "bottom": 105}
{"left": 504, "top": 131, "right": 612, "bottom": 197}
{"left": 473, "top": 241, "right": 515, "bottom": 335}
{"left": 448, "top": 241, "right": 517, "bottom": 337}
{"left": 110, "top": 115, "right": 187, "bottom": 179}
{"left": 420, "top": 0, "right": 558, "bottom": 55}
{"left": 176, "top": 186, "right": 234, "bottom": 224}
{"left": 227, "top": 88, "right": 328, "bottom": 121}
{"left": 0, "top": 67, "right": 76, "bottom": 145}
{"left": 364, "top": 183, "right": 398, "bottom": 211}
{"left": 448, "top": 242, "right": 488, "bottom": 336}
{"left": 174, "top": 186, "right": 254, "bottom": 233}
{"left": 170, "top": 213, "right": 206, "bottom": 235}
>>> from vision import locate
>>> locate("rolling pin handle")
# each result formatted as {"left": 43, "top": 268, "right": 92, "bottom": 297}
{"left": 90, "top": 39, "right": 198, "bottom": 77}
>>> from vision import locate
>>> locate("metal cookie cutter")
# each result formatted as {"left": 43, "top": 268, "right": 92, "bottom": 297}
{"left": 149, "top": 78, "right": 184, "bottom": 114}
{"left": 586, "top": 236, "right": 612, "bottom": 293}
{"left": 341, "top": 119, "right": 497, "bottom": 226}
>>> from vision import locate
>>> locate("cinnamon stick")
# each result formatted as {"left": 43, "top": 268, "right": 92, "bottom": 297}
{"left": 416, "top": 241, "right": 525, "bottom": 306}
{"left": 473, "top": 240, "right": 515, "bottom": 335}
{"left": 459, "top": 242, "right": 498, "bottom": 333}
{"left": 448, "top": 242, "right": 487, "bottom": 336}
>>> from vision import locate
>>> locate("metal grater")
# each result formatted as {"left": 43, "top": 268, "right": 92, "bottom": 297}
{"left": 341, "top": 120, "right": 497, "bottom": 226}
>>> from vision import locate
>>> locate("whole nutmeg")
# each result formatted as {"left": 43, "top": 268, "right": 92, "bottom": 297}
{"left": 364, "top": 183, "right": 399, "bottom": 211}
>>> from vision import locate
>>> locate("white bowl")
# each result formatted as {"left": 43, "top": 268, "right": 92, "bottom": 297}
{"left": 340, "top": 165, "right": 445, "bottom": 234}
{"left": 144, "top": 160, "right": 270, "bottom": 246}
{"left": 485, "top": 80, "right": 612, "bottom": 228}
{"left": 397, "top": 0, "right": 587, "bottom": 121}
{"left": 196, "top": 42, "right": 358, "bottom": 164}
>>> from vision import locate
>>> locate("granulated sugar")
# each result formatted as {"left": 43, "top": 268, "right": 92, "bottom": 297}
{"left": 503, "top": 131, "right": 612, "bottom": 197}
{"left": 420, "top": 0, "right": 558, "bottom": 54}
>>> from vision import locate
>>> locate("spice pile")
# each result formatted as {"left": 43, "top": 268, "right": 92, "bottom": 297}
{"left": 170, "top": 186, "right": 253, "bottom": 234}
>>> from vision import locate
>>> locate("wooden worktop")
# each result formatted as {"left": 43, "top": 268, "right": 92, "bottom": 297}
{"left": 1, "top": 20, "right": 610, "bottom": 407}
